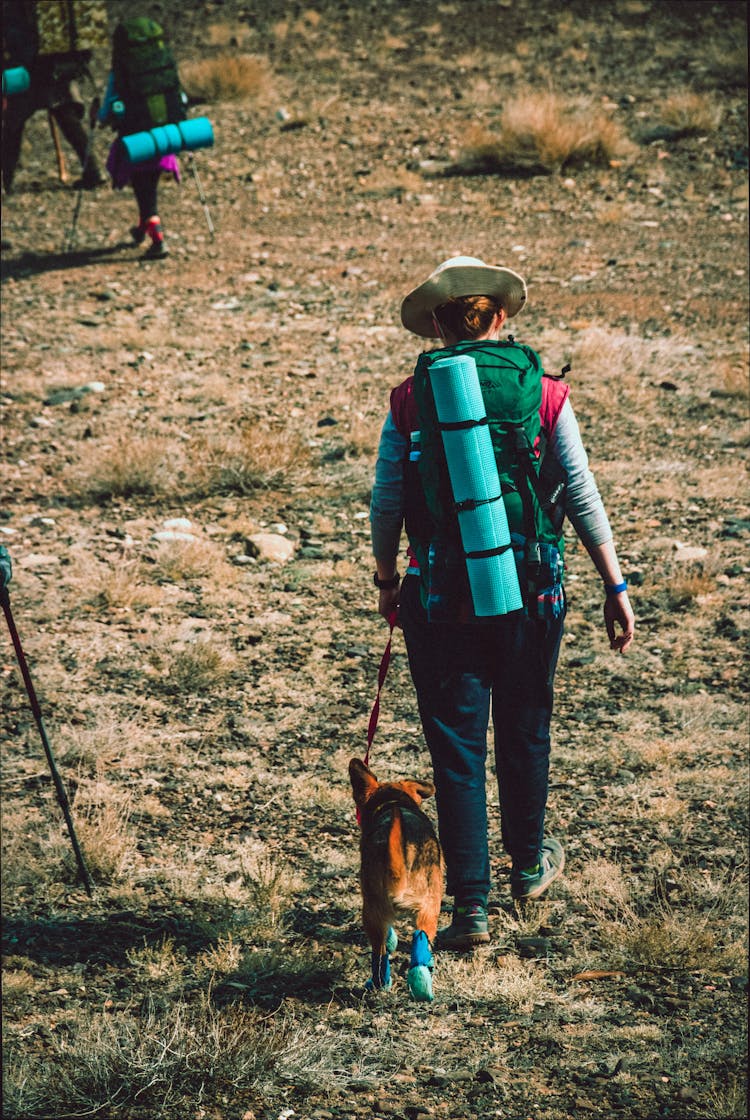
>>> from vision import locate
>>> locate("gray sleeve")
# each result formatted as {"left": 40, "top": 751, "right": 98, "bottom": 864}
{"left": 549, "top": 399, "right": 613, "bottom": 550}
{"left": 370, "top": 412, "right": 407, "bottom": 560}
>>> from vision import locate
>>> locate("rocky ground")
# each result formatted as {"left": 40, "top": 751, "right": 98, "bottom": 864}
{"left": 1, "top": 2, "right": 748, "bottom": 1118}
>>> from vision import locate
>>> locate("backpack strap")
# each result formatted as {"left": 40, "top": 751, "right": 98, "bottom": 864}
{"left": 513, "top": 427, "right": 567, "bottom": 536}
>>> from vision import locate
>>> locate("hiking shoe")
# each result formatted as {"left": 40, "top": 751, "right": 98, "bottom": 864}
{"left": 130, "top": 223, "right": 147, "bottom": 245}
{"left": 74, "top": 170, "right": 107, "bottom": 190}
{"left": 435, "top": 904, "right": 489, "bottom": 950}
{"left": 511, "top": 837, "right": 565, "bottom": 901}
{"left": 143, "top": 216, "right": 167, "bottom": 258}
{"left": 143, "top": 238, "right": 168, "bottom": 259}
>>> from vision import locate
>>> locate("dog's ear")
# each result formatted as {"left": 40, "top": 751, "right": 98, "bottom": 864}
{"left": 349, "top": 757, "right": 378, "bottom": 806}
{"left": 401, "top": 779, "right": 435, "bottom": 804}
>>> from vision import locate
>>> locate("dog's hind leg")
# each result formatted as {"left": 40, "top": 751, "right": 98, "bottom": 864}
{"left": 363, "top": 912, "right": 395, "bottom": 992}
{"left": 408, "top": 895, "right": 438, "bottom": 1001}
{"left": 366, "top": 948, "right": 392, "bottom": 991}
{"left": 407, "top": 929, "right": 435, "bottom": 1001}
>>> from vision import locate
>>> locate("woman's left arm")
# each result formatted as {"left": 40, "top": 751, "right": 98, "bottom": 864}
{"left": 549, "top": 400, "right": 635, "bottom": 653}
{"left": 584, "top": 539, "right": 635, "bottom": 654}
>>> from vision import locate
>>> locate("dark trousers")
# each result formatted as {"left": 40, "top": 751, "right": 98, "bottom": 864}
{"left": 131, "top": 169, "right": 160, "bottom": 225}
{"left": 1, "top": 59, "right": 101, "bottom": 192}
{"left": 400, "top": 575, "right": 564, "bottom": 906}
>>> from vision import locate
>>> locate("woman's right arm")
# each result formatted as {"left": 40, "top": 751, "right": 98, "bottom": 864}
{"left": 370, "top": 412, "right": 408, "bottom": 618}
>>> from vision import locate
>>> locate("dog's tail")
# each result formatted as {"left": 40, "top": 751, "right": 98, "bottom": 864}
{"left": 386, "top": 807, "right": 407, "bottom": 883}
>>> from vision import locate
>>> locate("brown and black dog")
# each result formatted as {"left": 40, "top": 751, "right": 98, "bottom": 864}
{"left": 349, "top": 757, "right": 443, "bottom": 1000}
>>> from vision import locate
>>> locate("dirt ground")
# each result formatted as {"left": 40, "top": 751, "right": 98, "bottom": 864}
{"left": 1, "top": 2, "right": 748, "bottom": 1119}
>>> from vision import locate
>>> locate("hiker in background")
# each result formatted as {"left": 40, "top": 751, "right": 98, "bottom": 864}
{"left": 2, "top": 0, "right": 107, "bottom": 193}
{"left": 370, "top": 256, "right": 635, "bottom": 950}
{"left": 98, "top": 17, "right": 186, "bottom": 259}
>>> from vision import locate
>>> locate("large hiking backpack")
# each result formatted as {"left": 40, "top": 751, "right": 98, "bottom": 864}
{"left": 35, "top": 1, "right": 108, "bottom": 58}
{"left": 111, "top": 18, "right": 185, "bottom": 135}
{"left": 407, "top": 339, "right": 566, "bottom": 621}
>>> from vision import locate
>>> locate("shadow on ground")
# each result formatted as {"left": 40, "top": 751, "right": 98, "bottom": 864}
{"left": 2, "top": 905, "right": 232, "bottom": 966}
{"left": 1, "top": 242, "right": 133, "bottom": 281}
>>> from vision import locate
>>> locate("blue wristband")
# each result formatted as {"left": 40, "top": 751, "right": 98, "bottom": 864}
{"left": 604, "top": 580, "right": 628, "bottom": 595}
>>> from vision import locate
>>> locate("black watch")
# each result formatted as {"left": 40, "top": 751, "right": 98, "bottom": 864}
{"left": 374, "top": 571, "right": 400, "bottom": 590}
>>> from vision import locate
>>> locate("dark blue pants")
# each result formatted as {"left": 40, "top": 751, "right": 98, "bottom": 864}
{"left": 400, "top": 575, "right": 564, "bottom": 907}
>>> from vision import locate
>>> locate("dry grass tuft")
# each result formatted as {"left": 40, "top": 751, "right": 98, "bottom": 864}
{"left": 221, "top": 851, "right": 303, "bottom": 938}
{"left": 459, "top": 91, "right": 633, "bottom": 174}
{"left": 151, "top": 537, "right": 234, "bottom": 585}
{"left": 195, "top": 934, "right": 243, "bottom": 977}
{"left": 441, "top": 948, "right": 550, "bottom": 1010}
{"left": 571, "top": 858, "right": 747, "bottom": 972}
{"left": 68, "top": 784, "right": 136, "bottom": 883}
{"left": 702, "top": 40, "right": 749, "bottom": 88}
{"left": 187, "top": 423, "right": 310, "bottom": 496}
{"left": 180, "top": 53, "right": 272, "bottom": 103}
{"left": 664, "top": 569, "right": 715, "bottom": 610}
{"left": 75, "top": 437, "right": 176, "bottom": 503}
{"left": 60, "top": 714, "right": 156, "bottom": 776}
{"left": 660, "top": 91, "right": 723, "bottom": 134}
{"left": 1, "top": 997, "right": 334, "bottom": 1119}
{"left": 126, "top": 937, "right": 186, "bottom": 983}
{"left": 166, "top": 639, "right": 238, "bottom": 692}
{"left": 89, "top": 555, "right": 163, "bottom": 611}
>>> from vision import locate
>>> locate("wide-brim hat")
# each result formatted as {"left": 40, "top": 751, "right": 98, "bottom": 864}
{"left": 400, "top": 255, "right": 527, "bottom": 337}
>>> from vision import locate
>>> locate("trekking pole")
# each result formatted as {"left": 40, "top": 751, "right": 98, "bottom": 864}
{"left": 48, "top": 110, "right": 69, "bottom": 183}
{"left": 188, "top": 153, "right": 215, "bottom": 239}
{"left": 65, "top": 95, "right": 101, "bottom": 252}
{"left": 0, "top": 548, "right": 94, "bottom": 896}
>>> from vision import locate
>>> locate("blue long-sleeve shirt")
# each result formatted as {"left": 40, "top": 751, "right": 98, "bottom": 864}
{"left": 370, "top": 398, "right": 612, "bottom": 564}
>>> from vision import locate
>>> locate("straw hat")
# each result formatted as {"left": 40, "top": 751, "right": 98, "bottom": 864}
{"left": 400, "top": 255, "right": 527, "bottom": 337}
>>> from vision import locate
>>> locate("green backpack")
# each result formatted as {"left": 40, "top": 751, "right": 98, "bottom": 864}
{"left": 112, "top": 18, "right": 185, "bottom": 135}
{"left": 407, "top": 339, "right": 566, "bottom": 621}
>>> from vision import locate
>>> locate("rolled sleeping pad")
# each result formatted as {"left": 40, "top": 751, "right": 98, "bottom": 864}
{"left": 121, "top": 116, "right": 214, "bottom": 164}
{"left": 428, "top": 353, "right": 523, "bottom": 617}
{"left": 2, "top": 67, "right": 31, "bottom": 96}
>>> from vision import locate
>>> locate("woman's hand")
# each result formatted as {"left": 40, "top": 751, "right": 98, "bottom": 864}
{"left": 604, "top": 591, "right": 634, "bottom": 653}
{"left": 378, "top": 586, "right": 401, "bottom": 624}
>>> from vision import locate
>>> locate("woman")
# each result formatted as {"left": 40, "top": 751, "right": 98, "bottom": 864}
{"left": 370, "top": 256, "right": 634, "bottom": 950}
{"left": 97, "top": 18, "right": 185, "bottom": 259}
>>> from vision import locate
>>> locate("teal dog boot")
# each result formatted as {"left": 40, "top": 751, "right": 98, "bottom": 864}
{"left": 407, "top": 929, "right": 435, "bottom": 1001}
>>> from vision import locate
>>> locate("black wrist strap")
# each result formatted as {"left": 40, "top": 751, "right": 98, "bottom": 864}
{"left": 374, "top": 571, "right": 400, "bottom": 590}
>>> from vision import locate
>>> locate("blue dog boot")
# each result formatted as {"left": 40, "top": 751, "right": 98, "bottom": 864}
{"left": 385, "top": 926, "right": 398, "bottom": 954}
{"left": 365, "top": 947, "right": 392, "bottom": 992}
{"left": 407, "top": 929, "right": 434, "bottom": 1001}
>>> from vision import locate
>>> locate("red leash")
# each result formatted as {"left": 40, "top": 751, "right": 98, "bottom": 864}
{"left": 364, "top": 610, "right": 397, "bottom": 769}
{"left": 356, "top": 610, "right": 397, "bottom": 824}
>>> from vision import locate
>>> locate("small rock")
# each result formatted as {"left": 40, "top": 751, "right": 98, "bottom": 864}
{"left": 163, "top": 518, "right": 193, "bottom": 532}
{"left": 674, "top": 545, "right": 708, "bottom": 562}
{"left": 152, "top": 531, "right": 196, "bottom": 543}
{"left": 211, "top": 298, "right": 242, "bottom": 311}
{"left": 516, "top": 936, "right": 552, "bottom": 958}
{"left": 20, "top": 552, "right": 60, "bottom": 567}
{"left": 247, "top": 533, "right": 296, "bottom": 563}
